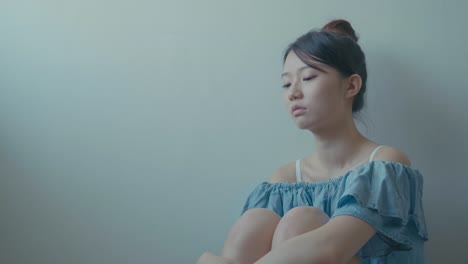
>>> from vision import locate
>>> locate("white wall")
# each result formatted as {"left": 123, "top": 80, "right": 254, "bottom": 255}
{"left": 1, "top": 1, "right": 466, "bottom": 263}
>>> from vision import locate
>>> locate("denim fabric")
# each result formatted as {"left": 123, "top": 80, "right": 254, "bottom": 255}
{"left": 240, "top": 160, "right": 429, "bottom": 263}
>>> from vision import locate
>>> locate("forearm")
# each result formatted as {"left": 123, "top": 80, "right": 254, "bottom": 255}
{"left": 253, "top": 230, "right": 336, "bottom": 264}
{"left": 197, "top": 252, "right": 239, "bottom": 264}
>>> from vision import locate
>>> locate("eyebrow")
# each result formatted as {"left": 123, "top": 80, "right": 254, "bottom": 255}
{"left": 281, "top": 64, "right": 327, "bottom": 78}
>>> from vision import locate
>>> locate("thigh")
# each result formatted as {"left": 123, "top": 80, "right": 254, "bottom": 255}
{"left": 271, "top": 206, "right": 329, "bottom": 250}
{"left": 221, "top": 208, "right": 281, "bottom": 264}
{"left": 271, "top": 206, "right": 362, "bottom": 263}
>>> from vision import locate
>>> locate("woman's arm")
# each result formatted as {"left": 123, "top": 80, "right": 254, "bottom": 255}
{"left": 197, "top": 252, "right": 239, "bottom": 264}
{"left": 253, "top": 215, "right": 376, "bottom": 264}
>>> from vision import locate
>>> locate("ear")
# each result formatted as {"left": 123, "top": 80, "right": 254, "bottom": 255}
{"left": 343, "top": 74, "right": 362, "bottom": 99}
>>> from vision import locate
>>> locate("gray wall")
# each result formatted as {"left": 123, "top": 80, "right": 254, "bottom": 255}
{"left": 1, "top": 1, "right": 466, "bottom": 263}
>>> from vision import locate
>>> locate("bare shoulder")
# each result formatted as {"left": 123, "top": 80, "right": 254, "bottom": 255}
{"left": 268, "top": 161, "right": 297, "bottom": 183}
{"left": 373, "top": 145, "right": 412, "bottom": 166}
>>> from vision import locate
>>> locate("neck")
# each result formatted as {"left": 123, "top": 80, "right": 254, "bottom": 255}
{"left": 311, "top": 116, "right": 370, "bottom": 172}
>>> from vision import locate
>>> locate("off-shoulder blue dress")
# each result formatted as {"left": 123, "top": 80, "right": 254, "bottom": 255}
{"left": 240, "top": 146, "right": 429, "bottom": 263}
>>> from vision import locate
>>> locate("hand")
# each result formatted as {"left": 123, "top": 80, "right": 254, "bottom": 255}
{"left": 196, "top": 252, "right": 237, "bottom": 264}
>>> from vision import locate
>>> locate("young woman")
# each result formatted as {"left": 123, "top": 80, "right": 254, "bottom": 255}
{"left": 197, "top": 19, "right": 428, "bottom": 264}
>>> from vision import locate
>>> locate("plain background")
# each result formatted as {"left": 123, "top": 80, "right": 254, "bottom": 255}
{"left": 1, "top": 0, "right": 467, "bottom": 263}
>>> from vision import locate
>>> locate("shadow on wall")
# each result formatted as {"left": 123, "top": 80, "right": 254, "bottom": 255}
{"left": 0, "top": 140, "right": 30, "bottom": 263}
{"left": 368, "top": 51, "right": 468, "bottom": 263}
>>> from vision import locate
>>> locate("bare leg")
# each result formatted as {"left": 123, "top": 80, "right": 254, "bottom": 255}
{"left": 220, "top": 208, "right": 281, "bottom": 264}
{"left": 271, "top": 206, "right": 328, "bottom": 250}
{"left": 204, "top": 206, "right": 360, "bottom": 264}
{"left": 271, "top": 206, "right": 361, "bottom": 264}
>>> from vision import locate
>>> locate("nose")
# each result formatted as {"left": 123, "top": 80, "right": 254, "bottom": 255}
{"left": 288, "top": 82, "right": 303, "bottom": 101}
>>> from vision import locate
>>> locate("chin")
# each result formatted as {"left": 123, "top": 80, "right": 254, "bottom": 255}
{"left": 294, "top": 117, "right": 320, "bottom": 131}
{"left": 294, "top": 119, "right": 313, "bottom": 130}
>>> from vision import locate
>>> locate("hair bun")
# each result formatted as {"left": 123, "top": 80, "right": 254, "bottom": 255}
{"left": 321, "top": 19, "right": 358, "bottom": 42}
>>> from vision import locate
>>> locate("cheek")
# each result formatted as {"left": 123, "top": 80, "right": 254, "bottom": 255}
{"left": 306, "top": 84, "right": 336, "bottom": 106}
{"left": 304, "top": 83, "right": 343, "bottom": 114}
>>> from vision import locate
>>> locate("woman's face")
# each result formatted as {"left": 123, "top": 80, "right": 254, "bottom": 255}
{"left": 281, "top": 51, "right": 348, "bottom": 131}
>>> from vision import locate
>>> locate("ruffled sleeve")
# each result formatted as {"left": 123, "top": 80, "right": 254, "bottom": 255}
{"left": 331, "top": 160, "right": 429, "bottom": 258}
{"left": 239, "top": 182, "right": 285, "bottom": 217}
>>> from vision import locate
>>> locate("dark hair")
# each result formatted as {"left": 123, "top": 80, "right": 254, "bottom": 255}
{"left": 283, "top": 19, "right": 367, "bottom": 113}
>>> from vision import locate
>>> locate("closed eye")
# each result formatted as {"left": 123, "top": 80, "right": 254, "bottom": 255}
{"left": 303, "top": 76, "right": 317, "bottom": 81}
{"left": 282, "top": 76, "right": 316, "bottom": 89}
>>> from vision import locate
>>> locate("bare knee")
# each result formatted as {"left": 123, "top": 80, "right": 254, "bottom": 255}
{"left": 222, "top": 208, "right": 281, "bottom": 263}
{"left": 224, "top": 208, "right": 281, "bottom": 247}
{"left": 272, "top": 206, "right": 329, "bottom": 249}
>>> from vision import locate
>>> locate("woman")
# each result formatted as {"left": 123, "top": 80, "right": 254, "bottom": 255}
{"left": 198, "top": 19, "right": 428, "bottom": 264}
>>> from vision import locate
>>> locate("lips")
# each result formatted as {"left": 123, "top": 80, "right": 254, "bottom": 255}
{"left": 291, "top": 105, "right": 306, "bottom": 113}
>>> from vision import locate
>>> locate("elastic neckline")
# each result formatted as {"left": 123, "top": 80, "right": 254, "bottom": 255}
{"left": 295, "top": 145, "right": 385, "bottom": 183}
{"left": 264, "top": 160, "right": 418, "bottom": 187}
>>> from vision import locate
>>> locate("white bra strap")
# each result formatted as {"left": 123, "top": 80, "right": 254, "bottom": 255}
{"left": 295, "top": 147, "right": 384, "bottom": 183}
{"left": 296, "top": 159, "right": 302, "bottom": 182}
{"left": 369, "top": 145, "right": 386, "bottom": 162}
